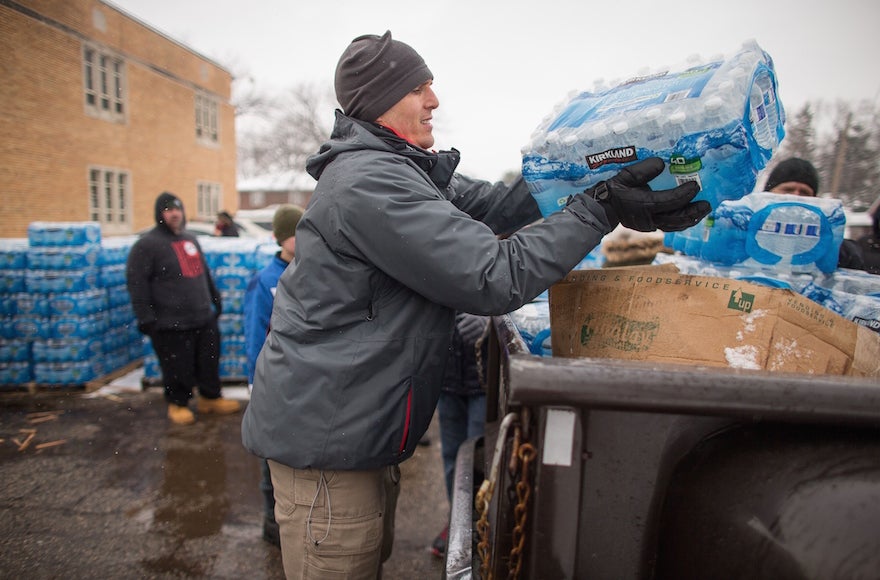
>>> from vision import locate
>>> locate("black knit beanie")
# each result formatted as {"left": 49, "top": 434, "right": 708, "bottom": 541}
{"left": 334, "top": 31, "right": 433, "bottom": 122}
{"left": 154, "top": 191, "right": 183, "bottom": 225}
{"left": 765, "top": 158, "right": 820, "bottom": 195}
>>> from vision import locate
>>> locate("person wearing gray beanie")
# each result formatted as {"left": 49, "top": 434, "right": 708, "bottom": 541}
{"left": 335, "top": 30, "right": 433, "bottom": 122}
{"left": 243, "top": 30, "right": 708, "bottom": 578}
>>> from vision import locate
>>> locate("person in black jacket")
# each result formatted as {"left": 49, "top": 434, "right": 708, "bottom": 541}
{"left": 127, "top": 191, "right": 241, "bottom": 425}
{"left": 432, "top": 312, "right": 489, "bottom": 558}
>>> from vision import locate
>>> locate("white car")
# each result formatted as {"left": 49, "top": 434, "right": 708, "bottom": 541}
{"left": 137, "top": 217, "right": 271, "bottom": 239}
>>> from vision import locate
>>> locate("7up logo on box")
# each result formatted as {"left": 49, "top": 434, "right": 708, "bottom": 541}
{"left": 728, "top": 288, "right": 755, "bottom": 313}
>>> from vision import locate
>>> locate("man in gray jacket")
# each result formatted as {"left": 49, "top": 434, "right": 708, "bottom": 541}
{"left": 242, "top": 30, "right": 709, "bottom": 578}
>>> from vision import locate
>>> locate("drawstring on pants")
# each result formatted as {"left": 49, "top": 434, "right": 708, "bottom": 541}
{"left": 307, "top": 470, "right": 332, "bottom": 546}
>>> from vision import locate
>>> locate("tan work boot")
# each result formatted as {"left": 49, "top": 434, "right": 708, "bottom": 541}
{"left": 168, "top": 404, "right": 196, "bottom": 425}
{"left": 196, "top": 397, "right": 241, "bottom": 415}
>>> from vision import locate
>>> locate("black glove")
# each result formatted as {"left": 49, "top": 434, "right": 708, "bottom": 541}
{"left": 571, "top": 157, "right": 711, "bottom": 232}
{"left": 456, "top": 313, "right": 488, "bottom": 345}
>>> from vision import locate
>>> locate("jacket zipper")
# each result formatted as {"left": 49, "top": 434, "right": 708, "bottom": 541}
{"left": 398, "top": 387, "right": 413, "bottom": 455}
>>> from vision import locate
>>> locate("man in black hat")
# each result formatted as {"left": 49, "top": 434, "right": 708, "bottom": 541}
{"left": 242, "top": 31, "right": 708, "bottom": 578}
{"left": 127, "top": 192, "right": 241, "bottom": 425}
{"left": 764, "top": 157, "right": 821, "bottom": 197}
{"left": 764, "top": 157, "right": 878, "bottom": 273}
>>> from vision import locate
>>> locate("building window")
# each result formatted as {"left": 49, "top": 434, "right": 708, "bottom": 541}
{"left": 197, "top": 182, "right": 221, "bottom": 220}
{"left": 89, "top": 167, "right": 131, "bottom": 234}
{"left": 195, "top": 93, "right": 219, "bottom": 144}
{"left": 83, "top": 44, "right": 126, "bottom": 122}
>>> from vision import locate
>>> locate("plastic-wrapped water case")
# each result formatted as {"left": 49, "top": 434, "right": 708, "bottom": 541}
{"left": 32, "top": 337, "right": 104, "bottom": 363}
{"left": 143, "top": 353, "right": 161, "bottom": 379}
{"left": 106, "top": 284, "right": 131, "bottom": 308}
{"left": 0, "top": 294, "right": 19, "bottom": 317}
{"left": 221, "top": 335, "right": 247, "bottom": 358}
{"left": 48, "top": 313, "right": 109, "bottom": 340}
{"left": 12, "top": 292, "right": 52, "bottom": 317}
{"left": 0, "top": 271, "right": 26, "bottom": 293}
{"left": 99, "top": 263, "right": 127, "bottom": 287}
{"left": 26, "top": 268, "right": 99, "bottom": 293}
{"left": 522, "top": 39, "right": 784, "bottom": 218}
{"left": 213, "top": 267, "right": 251, "bottom": 292}
{"left": 33, "top": 360, "right": 102, "bottom": 385}
{"left": 220, "top": 290, "right": 246, "bottom": 314}
{"left": 218, "top": 314, "right": 245, "bottom": 336}
{"left": 0, "top": 239, "right": 28, "bottom": 269}
{"left": 508, "top": 293, "right": 552, "bottom": 356}
{"left": 800, "top": 282, "right": 880, "bottom": 334}
{"left": 0, "top": 339, "right": 31, "bottom": 362}
{"left": 27, "top": 245, "right": 101, "bottom": 270}
{"left": 219, "top": 356, "right": 248, "bottom": 379}
{"left": 27, "top": 222, "right": 101, "bottom": 247}
{"left": 11, "top": 316, "right": 49, "bottom": 341}
{"left": 201, "top": 237, "right": 262, "bottom": 270}
{"left": 46, "top": 289, "right": 108, "bottom": 317}
{"left": 99, "top": 236, "right": 136, "bottom": 266}
{"left": 699, "top": 192, "right": 845, "bottom": 274}
{"left": 0, "top": 362, "right": 32, "bottom": 385}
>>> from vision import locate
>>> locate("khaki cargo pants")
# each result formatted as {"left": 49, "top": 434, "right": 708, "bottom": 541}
{"left": 268, "top": 461, "right": 400, "bottom": 580}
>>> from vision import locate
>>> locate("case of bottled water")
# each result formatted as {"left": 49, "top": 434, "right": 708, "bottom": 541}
{"left": 522, "top": 40, "right": 784, "bottom": 218}
{"left": 0, "top": 339, "right": 30, "bottom": 362}
{"left": 0, "top": 239, "right": 28, "bottom": 269}
{"left": 27, "top": 245, "right": 101, "bottom": 270}
{"left": 0, "top": 362, "right": 32, "bottom": 385}
{"left": 800, "top": 282, "right": 880, "bottom": 334}
{"left": 27, "top": 222, "right": 101, "bottom": 247}
{"left": 699, "top": 192, "right": 845, "bottom": 274}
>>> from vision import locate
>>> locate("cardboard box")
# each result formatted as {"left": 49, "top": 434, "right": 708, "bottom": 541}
{"left": 549, "top": 265, "right": 880, "bottom": 377}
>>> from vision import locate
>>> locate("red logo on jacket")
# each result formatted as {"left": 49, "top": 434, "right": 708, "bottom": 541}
{"left": 171, "top": 240, "right": 204, "bottom": 278}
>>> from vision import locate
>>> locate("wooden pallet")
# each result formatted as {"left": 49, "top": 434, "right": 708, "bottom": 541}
{"left": 140, "top": 376, "right": 248, "bottom": 389}
{"left": 6, "top": 359, "right": 145, "bottom": 394}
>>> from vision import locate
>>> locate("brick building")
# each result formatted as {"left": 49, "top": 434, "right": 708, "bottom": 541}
{"left": 0, "top": 0, "right": 237, "bottom": 238}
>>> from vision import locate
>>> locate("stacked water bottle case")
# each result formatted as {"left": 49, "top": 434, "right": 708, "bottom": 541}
{"left": 1, "top": 223, "right": 277, "bottom": 389}
{"left": 0, "top": 223, "right": 137, "bottom": 387}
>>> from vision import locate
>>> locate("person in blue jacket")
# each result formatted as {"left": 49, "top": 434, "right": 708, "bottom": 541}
{"left": 243, "top": 203, "right": 303, "bottom": 547}
{"left": 241, "top": 30, "right": 709, "bottom": 578}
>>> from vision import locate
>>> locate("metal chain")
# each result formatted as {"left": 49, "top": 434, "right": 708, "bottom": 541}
{"left": 507, "top": 442, "right": 536, "bottom": 580}
{"left": 474, "top": 412, "right": 537, "bottom": 580}
{"left": 475, "top": 413, "right": 519, "bottom": 580}
{"left": 474, "top": 318, "right": 490, "bottom": 389}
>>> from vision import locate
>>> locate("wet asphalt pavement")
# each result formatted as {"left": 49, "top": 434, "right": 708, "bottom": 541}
{"left": 0, "top": 374, "right": 447, "bottom": 579}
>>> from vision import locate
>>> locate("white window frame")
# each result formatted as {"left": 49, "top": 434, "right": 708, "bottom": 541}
{"left": 83, "top": 43, "right": 126, "bottom": 123}
{"left": 195, "top": 92, "right": 219, "bottom": 145}
{"left": 197, "top": 181, "right": 222, "bottom": 220}
{"left": 88, "top": 166, "right": 132, "bottom": 234}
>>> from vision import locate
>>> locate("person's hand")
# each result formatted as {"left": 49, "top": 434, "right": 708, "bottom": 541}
{"left": 569, "top": 157, "right": 711, "bottom": 232}
{"left": 456, "top": 313, "right": 488, "bottom": 345}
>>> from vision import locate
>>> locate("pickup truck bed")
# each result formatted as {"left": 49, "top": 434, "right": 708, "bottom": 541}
{"left": 445, "top": 315, "right": 880, "bottom": 579}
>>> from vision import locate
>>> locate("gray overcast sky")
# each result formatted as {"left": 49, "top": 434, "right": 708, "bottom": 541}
{"left": 108, "top": 0, "right": 880, "bottom": 182}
